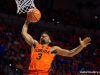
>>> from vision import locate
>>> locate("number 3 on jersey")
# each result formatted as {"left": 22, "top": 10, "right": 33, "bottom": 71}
{"left": 36, "top": 53, "right": 42, "bottom": 60}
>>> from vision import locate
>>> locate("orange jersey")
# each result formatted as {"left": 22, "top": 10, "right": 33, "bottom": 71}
{"left": 28, "top": 44, "right": 54, "bottom": 72}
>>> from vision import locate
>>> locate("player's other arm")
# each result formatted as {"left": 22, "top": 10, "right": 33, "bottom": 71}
{"left": 21, "top": 20, "right": 39, "bottom": 46}
{"left": 52, "top": 37, "right": 91, "bottom": 57}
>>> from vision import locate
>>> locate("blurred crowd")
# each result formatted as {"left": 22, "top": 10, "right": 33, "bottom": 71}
{"left": 0, "top": 13, "right": 100, "bottom": 75}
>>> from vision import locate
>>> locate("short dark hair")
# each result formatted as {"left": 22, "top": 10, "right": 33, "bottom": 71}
{"left": 41, "top": 31, "right": 51, "bottom": 37}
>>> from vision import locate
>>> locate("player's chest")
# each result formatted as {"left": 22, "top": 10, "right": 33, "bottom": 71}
{"left": 32, "top": 47, "right": 53, "bottom": 60}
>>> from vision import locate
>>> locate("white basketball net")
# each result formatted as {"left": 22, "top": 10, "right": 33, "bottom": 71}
{"left": 15, "top": 0, "right": 35, "bottom": 14}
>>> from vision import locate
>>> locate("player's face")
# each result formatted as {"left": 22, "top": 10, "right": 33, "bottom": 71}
{"left": 40, "top": 33, "right": 51, "bottom": 44}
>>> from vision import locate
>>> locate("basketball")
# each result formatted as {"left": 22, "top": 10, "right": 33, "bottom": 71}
{"left": 27, "top": 8, "right": 41, "bottom": 23}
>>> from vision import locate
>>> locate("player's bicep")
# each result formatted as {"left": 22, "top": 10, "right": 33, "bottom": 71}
{"left": 52, "top": 46, "right": 72, "bottom": 57}
{"left": 22, "top": 33, "right": 38, "bottom": 46}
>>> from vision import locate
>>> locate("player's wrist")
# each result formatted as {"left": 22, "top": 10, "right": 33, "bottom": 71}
{"left": 80, "top": 44, "right": 85, "bottom": 49}
{"left": 25, "top": 20, "right": 30, "bottom": 25}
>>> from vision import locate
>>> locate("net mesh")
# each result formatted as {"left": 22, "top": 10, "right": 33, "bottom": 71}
{"left": 15, "top": 0, "right": 35, "bottom": 14}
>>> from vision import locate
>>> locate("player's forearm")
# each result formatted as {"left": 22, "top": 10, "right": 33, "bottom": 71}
{"left": 21, "top": 21, "right": 29, "bottom": 35}
{"left": 54, "top": 45, "right": 83, "bottom": 57}
{"left": 70, "top": 45, "right": 84, "bottom": 57}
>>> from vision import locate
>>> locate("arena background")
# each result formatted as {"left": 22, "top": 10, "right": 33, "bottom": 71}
{"left": 0, "top": 0, "right": 100, "bottom": 75}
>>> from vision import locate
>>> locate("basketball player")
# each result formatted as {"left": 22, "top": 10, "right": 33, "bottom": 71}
{"left": 21, "top": 20, "right": 91, "bottom": 75}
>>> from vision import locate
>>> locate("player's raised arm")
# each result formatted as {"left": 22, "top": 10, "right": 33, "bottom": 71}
{"left": 52, "top": 37, "right": 91, "bottom": 57}
{"left": 21, "top": 20, "right": 39, "bottom": 46}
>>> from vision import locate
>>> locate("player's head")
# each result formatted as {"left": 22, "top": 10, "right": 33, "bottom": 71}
{"left": 40, "top": 32, "right": 51, "bottom": 44}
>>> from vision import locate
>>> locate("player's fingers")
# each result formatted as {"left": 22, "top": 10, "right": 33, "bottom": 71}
{"left": 87, "top": 37, "right": 91, "bottom": 42}
{"left": 86, "top": 43, "right": 91, "bottom": 46}
{"left": 88, "top": 37, "right": 91, "bottom": 41}
{"left": 79, "top": 37, "right": 81, "bottom": 41}
{"left": 84, "top": 37, "right": 91, "bottom": 42}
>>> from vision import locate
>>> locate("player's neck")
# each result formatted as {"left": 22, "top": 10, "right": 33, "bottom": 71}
{"left": 42, "top": 44, "right": 49, "bottom": 47}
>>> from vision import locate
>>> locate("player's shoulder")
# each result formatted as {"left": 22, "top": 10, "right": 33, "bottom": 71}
{"left": 31, "top": 43, "right": 40, "bottom": 50}
{"left": 51, "top": 46, "right": 61, "bottom": 50}
{"left": 50, "top": 46, "right": 61, "bottom": 54}
{"left": 52, "top": 46, "right": 61, "bottom": 48}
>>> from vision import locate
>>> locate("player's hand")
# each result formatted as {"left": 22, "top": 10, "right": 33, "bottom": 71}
{"left": 28, "top": 8, "right": 34, "bottom": 12}
{"left": 79, "top": 37, "right": 91, "bottom": 48}
{"left": 28, "top": 7, "right": 37, "bottom": 12}
{"left": 25, "top": 20, "right": 30, "bottom": 25}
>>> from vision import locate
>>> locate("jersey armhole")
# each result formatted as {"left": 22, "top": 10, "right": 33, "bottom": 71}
{"left": 31, "top": 45, "right": 35, "bottom": 52}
